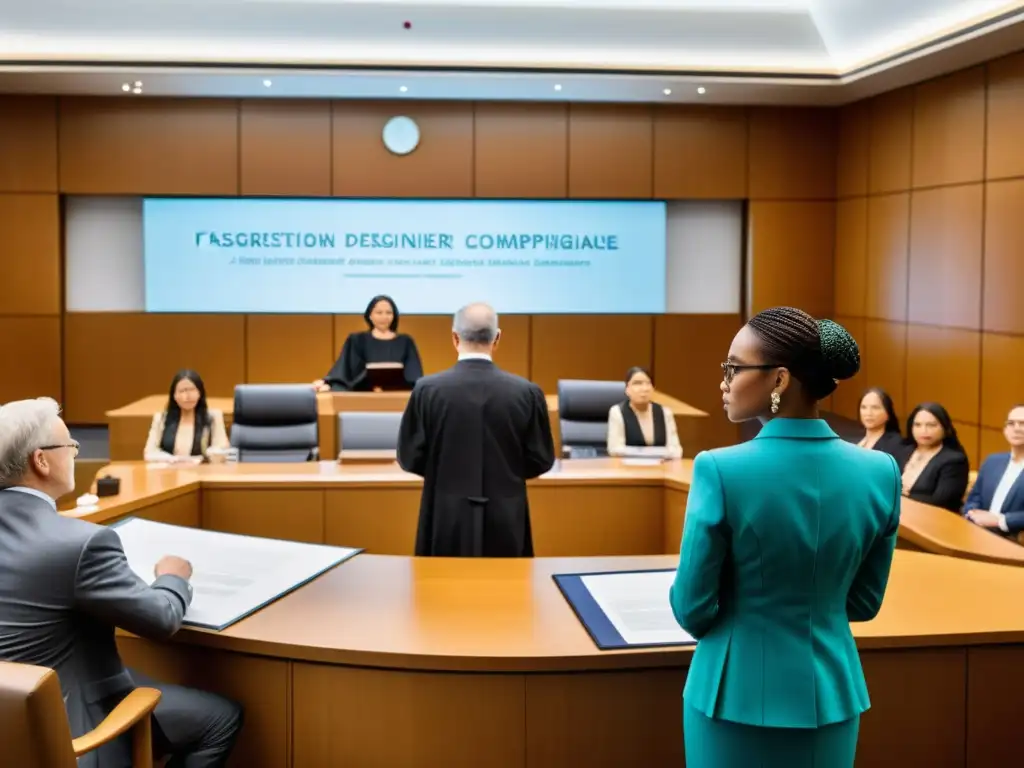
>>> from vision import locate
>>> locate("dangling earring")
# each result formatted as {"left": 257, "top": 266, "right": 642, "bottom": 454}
{"left": 770, "top": 391, "right": 781, "bottom": 414}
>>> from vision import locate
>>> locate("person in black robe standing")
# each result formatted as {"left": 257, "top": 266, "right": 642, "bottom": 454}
{"left": 397, "top": 302, "right": 555, "bottom": 557}
{"left": 313, "top": 295, "right": 424, "bottom": 392}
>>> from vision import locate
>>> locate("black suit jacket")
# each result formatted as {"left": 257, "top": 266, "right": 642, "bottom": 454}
{"left": 870, "top": 431, "right": 905, "bottom": 458}
{"left": 897, "top": 445, "right": 971, "bottom": 512}
{"left": 397, "top": 358, "right": 556, "bottom": 557}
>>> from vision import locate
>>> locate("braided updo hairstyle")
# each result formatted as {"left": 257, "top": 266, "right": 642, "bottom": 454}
{"left": 746, "top": 307, "right": 860, "bottom": 401}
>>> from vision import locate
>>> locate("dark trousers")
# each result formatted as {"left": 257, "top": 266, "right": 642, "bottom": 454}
{"left": 124, "top": 670, "right": 243, "bottom": 768}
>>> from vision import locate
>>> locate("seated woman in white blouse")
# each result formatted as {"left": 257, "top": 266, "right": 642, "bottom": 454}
{"left": 144, "top": 369, "right": 229, "bottom": 462}
{"left": 606, "top": 366, "right": 683, "bottom": 459}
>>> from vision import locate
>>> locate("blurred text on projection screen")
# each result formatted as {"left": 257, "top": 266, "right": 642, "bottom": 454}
{"left": 142, "top": 198, "right": 667, "bottom": 314}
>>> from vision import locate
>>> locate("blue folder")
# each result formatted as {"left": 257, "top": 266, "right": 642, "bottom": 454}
{"left": 553, "top": 569, "right": 697, "bottom": 651}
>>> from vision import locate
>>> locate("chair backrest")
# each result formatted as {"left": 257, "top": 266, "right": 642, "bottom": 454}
{"left": 557, "top": 379, "right": 625, "bottom": 454}
{"left": 965, "top": 470, "right": 978, "bottom": 501}
{"left": 0, "top": 661, "right": 77, "bottom": 767}
{"left": 338, "top": 412, "right": 403, "bottom": 451}
{"left": 230, "top": 384, "right": 319, "bottom": 463}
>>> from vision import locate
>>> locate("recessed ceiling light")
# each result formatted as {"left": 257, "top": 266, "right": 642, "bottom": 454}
{"left": 663, "top": 88, "right": 672, "bottom": 96}
{"left": 134, "top": 81, "right": 142, "bottom": 87}
{"left": 697, "top": 87, "right": 706, "bottom": 95}
{"left": 399, "top": 85, "right": 408, "bottom": 93}
{"left": 263, "top": 79, "right": 272, "bottom": 87}
{"left": 121, "top": 83, "right": 130, "bottom": 92}
{"left": 554, "top": 84, "right": 562, "bottom": 91}
{"left": 132, "top": 87, "right": 142, "bottom": 94}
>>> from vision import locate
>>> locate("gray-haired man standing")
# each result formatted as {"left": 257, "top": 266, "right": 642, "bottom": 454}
{"left": 398, "top": 303, "right": 555, "bottom": 556}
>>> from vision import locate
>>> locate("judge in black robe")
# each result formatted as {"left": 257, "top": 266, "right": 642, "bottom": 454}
{"left": 314, "top": 295, "right": 424, "bottom": 392}
{"left": 397, "top": 303, "right": 555, "bottom": 557}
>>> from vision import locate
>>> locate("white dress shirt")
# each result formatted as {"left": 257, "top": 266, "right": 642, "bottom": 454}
{"left": 606, "top": 403, "right": 684, "bottom": 459}
{"left": 457, "top": 352, "right": 493, "bottom": 361}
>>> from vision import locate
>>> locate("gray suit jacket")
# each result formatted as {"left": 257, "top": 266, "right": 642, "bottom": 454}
{"left": 0, "top": 488, "right": 191, "bottom": 767}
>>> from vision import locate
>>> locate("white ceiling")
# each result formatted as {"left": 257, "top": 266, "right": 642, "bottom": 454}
{"left": 0, "top": 0, "right": 1022, "bottom": 104}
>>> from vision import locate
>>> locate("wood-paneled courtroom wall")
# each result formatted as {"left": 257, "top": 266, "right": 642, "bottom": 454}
{"left": 833, "top": 51, "right": 1024, "bottom": 469}
{"left": 0, "top": 97, "right": 838, "bottom": 445}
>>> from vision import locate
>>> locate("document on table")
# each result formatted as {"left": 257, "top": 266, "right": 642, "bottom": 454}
{"left": 581, "top": 571, "right": 693, "bottom": 645}
{"left": 554, "top": 569, "right": 695, "bottom": 649}
{"left": 621, "top": 446, "right": 669, "bottom": 459}
{"left": 112, "top": 517, "right": 362, "bottom": 630}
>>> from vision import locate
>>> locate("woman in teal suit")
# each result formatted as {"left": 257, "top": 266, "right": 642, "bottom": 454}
{"left": 670, "top": 307, "right": 902, "bottom": 767}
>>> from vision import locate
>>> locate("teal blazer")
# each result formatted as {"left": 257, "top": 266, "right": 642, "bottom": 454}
{"left": 670, "top": 418, "right": 901, "bottom": 729}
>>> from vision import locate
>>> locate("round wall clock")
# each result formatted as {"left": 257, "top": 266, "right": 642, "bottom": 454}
{"left": 382, "top": 116, "right": 420, "bottom": 156}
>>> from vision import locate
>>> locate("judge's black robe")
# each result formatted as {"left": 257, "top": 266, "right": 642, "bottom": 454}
{"left": 324, "top": 332, "right": 424, "bottom": 391}
{"left": 397, "top": 358, "right": 556, "bottom": 557}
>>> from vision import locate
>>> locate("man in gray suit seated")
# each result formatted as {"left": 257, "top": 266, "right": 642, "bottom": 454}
{"left": 0, "top": 397, "right": 242, "bottom": 767}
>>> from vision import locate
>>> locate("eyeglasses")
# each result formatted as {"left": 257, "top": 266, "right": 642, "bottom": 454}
{"left": 38, "top": 441, "right": 80, "bottom": 458}
{"left": 721, "top": 362, "right": 779, "bottom": 385}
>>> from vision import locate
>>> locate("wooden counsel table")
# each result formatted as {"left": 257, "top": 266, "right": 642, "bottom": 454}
{"left": 105, "top": 390, "right": 709, "bottom": 463}
{"left": 64, "top": 460, "right": 1024, "bottom": 767}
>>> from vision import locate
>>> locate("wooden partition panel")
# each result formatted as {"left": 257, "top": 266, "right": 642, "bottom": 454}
{"left": 332, "top": 101, "right": 474, "bottom": 198}
{"left": 0, "top": 98, "right": 62, "bottom": 408}
{"left": 488, "top": 314, "right": 532, "bottom": 379}
{"left": 0, "top": 194, "right": 60, "bottom": 315}
{"left": 64, "top": 313, "right": 246, "bottom": 423}
{"left": 653, "top": 106, "right": 748, "bottom": 199}
{"left": 857, "top": 649, "right": 967, "bottom": 766}
{"left": 865, "top": 192, "right": 910, "bottom": 321}
{"left": 0, "top": 96, "right": 58, "bottom": 192}
{"left": 833, "top": 59, "right": 1024, "bottom": 467}
{"left": 246, "top": 314, "right": 336, "bottom": 384}
{"left": 530, "top": 315, "right": 653, "bottom": 393}
{"left": 239, "top": 100, "right": 332, "bottom": 197}
{"left": 118, "top": 638, "right": 290, "bottom": 768}
{"left": 986, "top": 51, "right": 1024, "bottom": 180}
{"left": 956, "top": 423, "right": 981, "bottom": 468}
{"left": 59, "top": 98, "right": 240, "bottom": 194}
{"left": 749, "top": 201, "right": 835, "bottom": 317}
{"left": 904, "top": 325, "right": 981, "bottom": 426}
{"left": 0, "top": 317, "right": 61, "bottom": 403}
{"left": 834, "top": 197, "right": 868, "bottom": 317}
{"left": 982, "top": 178, "right": 1024, "bottom": 334}
{"left": 748, "top": 107, "right": 837, "bottom": 200}
{"left": 568, "top": 104, "right": 653, "bottom": 199}
{"left": 868, "top": 88, "right": 914, "bottom": 195}
{"left": 836, "top": 100, "right": 870, "bottom": 198}
{"left": 911, "top": 67, "right": 985, "bottom": 189}
{"left": 907, "top": 184, "right": 983, "bottom": 329}
{"left": 979, "top": 333, "right": 1024, "bottom": 429}
{"left": 475, "top": 103, "right": 568, "bottom": 198}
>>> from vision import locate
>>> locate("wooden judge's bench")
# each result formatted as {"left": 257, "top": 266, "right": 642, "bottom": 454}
{"left": 105, "top": 389, "right": 711, "bottom": 461}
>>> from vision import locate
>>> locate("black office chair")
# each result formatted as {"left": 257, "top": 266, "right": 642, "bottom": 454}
{"left": 557, "top": 379, "right": 625, "bottom": 459}
{"left": 230, "top": 384, "right": 319, "bottom": 463}
{"left": 337, "top": 412, "right": 403, "bottom": 451}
